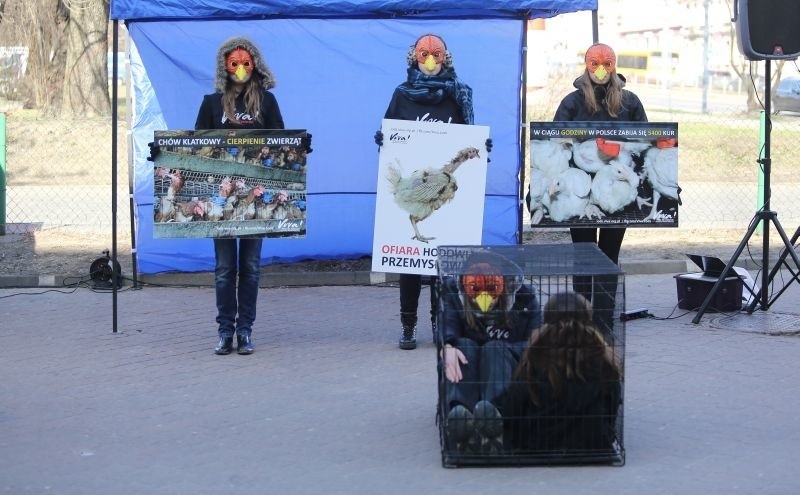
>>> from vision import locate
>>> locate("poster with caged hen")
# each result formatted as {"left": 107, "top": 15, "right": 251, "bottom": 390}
{"left": 151, "top": 129, "right": 308, "bottom": 239}
{"left": 528, "top": 121, "right": 679, "bottom": 228}
{"left": 372, "top": 118, "right": 490, "bottom": 275}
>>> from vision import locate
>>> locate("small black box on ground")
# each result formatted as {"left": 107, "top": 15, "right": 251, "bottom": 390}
{"left": 675, "top": 273, "right": 743, "bottom": 312}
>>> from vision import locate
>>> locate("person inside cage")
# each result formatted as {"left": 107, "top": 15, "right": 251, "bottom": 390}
{"left": 498, "top": 291, "right": 623, "bottom": 454}
{"left": 440, "top": 251, "right": 542, "bottom": 454}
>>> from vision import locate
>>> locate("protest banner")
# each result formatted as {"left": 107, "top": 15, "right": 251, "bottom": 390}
{"left": 152, "top": 129, "right": 308, "bottom": 239}
{"left": 372, "top": 119, "right": 490, "bottom": 275}
{"left": 529, "top": 121, "right": 679, "bottom": 228}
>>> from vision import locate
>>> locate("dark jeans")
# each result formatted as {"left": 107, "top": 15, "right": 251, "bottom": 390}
{"left": 214, "top": 238, "right": 263, "bottom": 338}
{"left": 399, "top": 273, "right": 437, "bottom": 328}
{"left": 570, "top": 228, "right": 624, "bottom": 336}
{"left": 445, "top": 338, "right": 526, "bottom": 410}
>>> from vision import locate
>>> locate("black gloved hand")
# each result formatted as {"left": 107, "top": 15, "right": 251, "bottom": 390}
{"left": 302, "top": 133, "right": 313, "bottom": 154}
{"left": 374, "top": 130, "right": 384, "bottom": 147}
{"left": 147, "top": 142, "right": 160, "bottom": 162}
{"left": 485, "top": 137, "right": 493, "bottom": 163}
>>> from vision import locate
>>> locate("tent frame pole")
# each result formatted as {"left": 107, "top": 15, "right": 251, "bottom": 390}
{"left": 518, "top": 15, "right": 529, "bottom": 244}
{"left": 111, "top": 21, "right": 120, "bottom": 333}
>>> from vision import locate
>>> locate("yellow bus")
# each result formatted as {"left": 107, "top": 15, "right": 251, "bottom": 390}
{"left": 615, "top": 50, "right": 679, "bottom": 83}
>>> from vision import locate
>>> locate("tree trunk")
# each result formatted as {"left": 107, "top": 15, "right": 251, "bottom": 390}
{"left": 62, "top": 0, "right": 109, "bottom": 117}
{"left": 1, "top": 0, "right": 67, "bottom": 113}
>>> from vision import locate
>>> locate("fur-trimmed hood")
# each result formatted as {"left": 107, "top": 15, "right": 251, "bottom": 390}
{"left": 215, "top": 36, "right": 276, "bottom": 94}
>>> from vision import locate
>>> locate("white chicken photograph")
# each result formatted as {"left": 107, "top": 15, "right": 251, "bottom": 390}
{"left": 151, "top": 129, "right": 308, "bottom": 239}
{"left": 528, "top": 122, "right": 679, "bottom": 228}
{"left": 372, "top": 118, "right": 490, "bottom": 276}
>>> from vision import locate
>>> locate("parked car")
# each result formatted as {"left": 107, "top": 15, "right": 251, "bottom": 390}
{"left": 774, "top": 76, "right": 800, "bottom": 114}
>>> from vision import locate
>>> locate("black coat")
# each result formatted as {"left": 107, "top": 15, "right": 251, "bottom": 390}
{"left": 441, "top": 278, "right": 542, "bottom": 346}
{"left": 498, "top": 370, "right": 621, "bottom": 453}
{"left": 553, "top": 75, "right": 648, "bottom": 123}
{"left": 195, "top": 90, "right": 284, "bottom": 130}
{"left": 383, "top": 87, "right": 465, "bottom": 124}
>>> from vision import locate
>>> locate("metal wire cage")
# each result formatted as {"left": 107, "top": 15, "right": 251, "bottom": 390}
{"left": 435, "top": 243, "right": 625, "bottom": 467}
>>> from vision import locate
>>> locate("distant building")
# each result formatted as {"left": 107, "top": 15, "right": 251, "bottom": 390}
{"left": 528, "top": 1, "right": 750, "bottom": 92}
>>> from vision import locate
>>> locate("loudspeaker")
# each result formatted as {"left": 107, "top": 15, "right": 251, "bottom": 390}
{"left": 736, "top": 0, "right": 800, "bottom": 60}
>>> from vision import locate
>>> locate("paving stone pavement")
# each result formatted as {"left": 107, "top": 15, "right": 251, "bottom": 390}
{"left": 1, "top": 272, "right": 800, "bottom": 495}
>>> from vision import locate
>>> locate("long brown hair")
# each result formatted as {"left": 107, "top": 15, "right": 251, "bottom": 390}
{"left": 222, "top": 71, "right": 264, "bottom": 125}
{"left": 575, "top": 70, "right": 624, "bottom": 118}
{"left": 513, "top": 292, "right": 622, "bottom": 406}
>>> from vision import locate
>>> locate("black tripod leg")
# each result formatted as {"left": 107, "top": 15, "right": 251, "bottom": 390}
{"left": 746, "top": 220, "right": 800, "bottom": 313}
{"left": 692, "top": 215, "right": 764, "bottom": 324}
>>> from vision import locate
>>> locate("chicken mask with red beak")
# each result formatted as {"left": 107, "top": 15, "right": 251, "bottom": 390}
{"left": 414, "top": 35, "right": 446, "bottom": 75}
{"left": 214, "top": 36, "right": 276, "bottom": 94}
{"left": 226, "top": 47, "right": 254, "bottom": 83}
{"left": 462, "top": 264, "right": 506, "bottom": 314}
{"left": 585, "top": 43, "right": 616, "bottom": 85}
{"left": 458, "top": 252, "right": 523, "bottom": 315}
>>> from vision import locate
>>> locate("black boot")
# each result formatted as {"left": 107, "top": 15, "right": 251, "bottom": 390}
{"left": 398, "top": 324, "right": 417, "bottom": 350}
{"left": 474, "top": 400, "right": 503, "bottom": 454}
{"left": 214, "top": 336, "right": 233, "bottom": 355}
{"left": 237, "top": 334, "right": 254, "bottom": 355}
{"left": 446, "top": 404, "right": 475, "bottom": 453}
{"left": 399, "top": 312, "right": 417, "bottom": 350}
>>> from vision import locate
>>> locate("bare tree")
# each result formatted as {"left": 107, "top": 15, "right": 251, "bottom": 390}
{"left": 61, "top": 0, "right": 109, "bottom": 117}
{"left": 1, "top": 0, "right": 68, "bottom": 112}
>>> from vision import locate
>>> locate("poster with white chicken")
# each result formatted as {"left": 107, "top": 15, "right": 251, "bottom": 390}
{"left": 372, "top": 119, "right": 490, "bottom": 275}
{"left": 151, "top": 129, "right": 308, "bottom": 238}
{"left": 528, "top": 122, "right": 679, "bottom": 228}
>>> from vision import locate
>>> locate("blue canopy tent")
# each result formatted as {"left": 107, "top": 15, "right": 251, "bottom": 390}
{"left": 109, "top": 0, "right": 598, "bottom": 275}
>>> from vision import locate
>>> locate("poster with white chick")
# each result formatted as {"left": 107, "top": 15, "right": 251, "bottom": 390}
{"left": 372, "top": 119, "right": 490, "bottom": 275}
{"left": 528, "top": 121, "right": 679, "bottom": 228}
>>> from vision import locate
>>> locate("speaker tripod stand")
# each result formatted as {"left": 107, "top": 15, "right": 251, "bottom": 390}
{"left": 692, "top": 59, "right": 800, "bottom": 324}
{"left": 744, "top": 224, "right": 800, "bottom": 312}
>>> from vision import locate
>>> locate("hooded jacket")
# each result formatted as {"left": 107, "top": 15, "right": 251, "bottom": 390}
{"left": 195, "top": 36, "right": 284, "bottom": 130}
{"left": 553, "top": 74, "right": 647, "bottom": 122}
{"left": 441, "top": 251, "right": 541, "bottom": 346}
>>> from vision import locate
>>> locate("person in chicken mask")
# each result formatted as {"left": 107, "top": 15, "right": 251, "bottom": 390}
{"left": 376, "top": 33, "right": 489, "bottom": 351}
{"left": 550, "top": 42, "right": 647, "bottom": 334}
{"left": 440, "top": 251, "right": 541, "bottom": 454}
{"left": 553, "top": 42, "right": 647, "bottom": 262}
{"left": 195, "top": 36, "right": 285, "bottom": 356}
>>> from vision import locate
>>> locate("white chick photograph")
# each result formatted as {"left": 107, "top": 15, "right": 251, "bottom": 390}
{"left": 372, "top": 118, "right": 490, "bottom": 276}
{"left": 528, "top": 121, "right": 679, "bottom": 228}
{"left": 151, "top": 129, "right": 308, "bottom": 239}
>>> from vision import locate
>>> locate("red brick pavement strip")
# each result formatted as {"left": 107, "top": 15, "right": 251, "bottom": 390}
{"left": 1, "top": 278, "right": 800, "bottom": 494}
